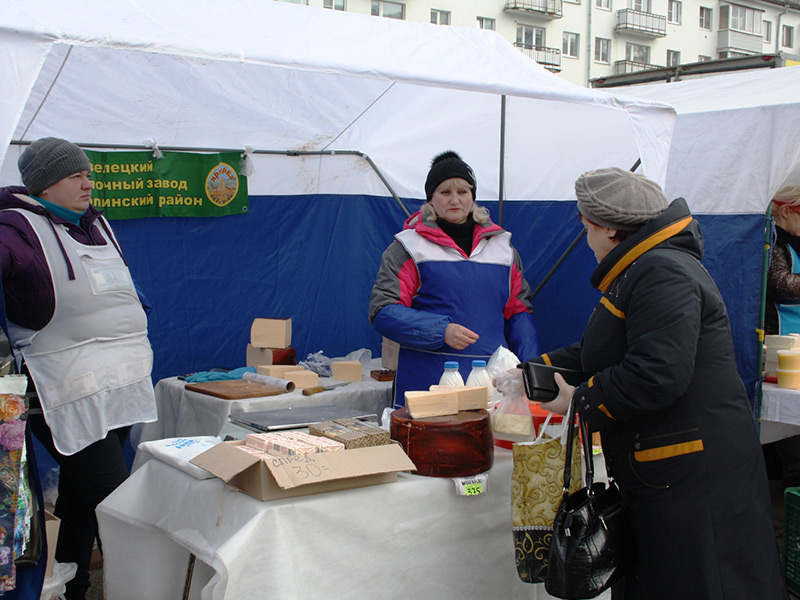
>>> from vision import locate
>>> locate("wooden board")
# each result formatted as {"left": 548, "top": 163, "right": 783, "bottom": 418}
{"left": 185, "top": 380, "right": 285, "bottom": 399}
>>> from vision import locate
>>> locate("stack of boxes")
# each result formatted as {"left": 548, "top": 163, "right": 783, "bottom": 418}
{"left": 247, "top": 318, "right": 318, "bottom": 389}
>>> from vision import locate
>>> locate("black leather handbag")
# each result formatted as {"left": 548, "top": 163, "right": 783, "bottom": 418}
{"left": 545, "top": 403, "right": 631, "bottom": 599}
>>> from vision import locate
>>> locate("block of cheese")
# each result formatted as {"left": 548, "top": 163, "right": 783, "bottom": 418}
{"left": 256, "top": 364, "right": 301, "bottom": 378}
{"left": 309, "top": 421, "right": 373, "bottom": 449}
{"left": 390, "top": 408, "right": 493, "bottom": 477}
{"left": 404, "top": 389, "right": 459, "bottom": 419}
{"left": 283, "top": 369, "right": 319, "bottom": 389}
{"left": 332, "top": 418, "right": 390, "bottom": 446}
{"left": 282, "top": 430, "right": 345, "bottom": 453}
{"left": 250, "top": 318, "right": 292, "bottom": 349}
{"left": 429, "top": 385, "right": 489, "bottom": 411}
{"left": 246, "top": 344, "right": 297, "bottom": 368}
{"left": 331, "top": 360, "right": 363, "bottom": 382}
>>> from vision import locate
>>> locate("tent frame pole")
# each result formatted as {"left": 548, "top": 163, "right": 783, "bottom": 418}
{"left": 498, "top": 95, "right": 506, "bottom": 227}
{"left": 9, "top": 141, "right": 411, "bottom": 217}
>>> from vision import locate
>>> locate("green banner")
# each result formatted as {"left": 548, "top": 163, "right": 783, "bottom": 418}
{"left": 85, "top": 150, "right": 249, "bottom": 219}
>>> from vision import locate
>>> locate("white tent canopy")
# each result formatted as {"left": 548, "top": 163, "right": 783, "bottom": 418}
{"left": 617, "top": 67, "right": 800, "bottom": 215}
{"left": 1, "top": 0, "right": 675, "bottom": 201}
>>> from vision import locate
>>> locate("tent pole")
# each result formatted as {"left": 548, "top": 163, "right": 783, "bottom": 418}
{"left": 8, "top": 141, "right": 411, "bottom": 218}
{"left": 498, "top": 95, "right": 506, "bottom": 227}
{"left": 529, "top": 157, "right": 642, "bottom": 299}
{"left": 756, "top": 206, "right": 774, "bottom": 423}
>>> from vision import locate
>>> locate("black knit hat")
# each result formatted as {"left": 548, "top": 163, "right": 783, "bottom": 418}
{"left": 18, "top": 137, "right": 91, "bottom": 197}
{"left": 424, "top": 151, "right": 476, "bottom": 201}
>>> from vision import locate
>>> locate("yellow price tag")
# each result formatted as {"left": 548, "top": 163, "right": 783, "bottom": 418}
{"left": 464, "top": 483, "right": 483, "bottom": 496}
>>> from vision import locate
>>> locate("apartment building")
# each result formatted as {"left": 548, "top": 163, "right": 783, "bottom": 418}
{"left": 281, "top": 0, "right": 800, "bottom": 86}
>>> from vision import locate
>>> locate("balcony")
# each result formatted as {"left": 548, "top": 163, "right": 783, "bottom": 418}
{"left": 514, "top": 43, "right": 562, "bottom": 71}
{"left": 615, "top": 8, "right": 666, "bottom": 37}
{"left": 614, "top": 59, "right": 664, "bottom": 75}
{"left": 504, "top": 0, "right": 562, "bottom": 20}
{"left": 717, "top": 29, "right": 763, "bottom": 55}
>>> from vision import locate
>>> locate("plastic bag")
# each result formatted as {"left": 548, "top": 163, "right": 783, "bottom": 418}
{"left": 492, "top": 371, "right": 534, "bottom": 443}
{"left": 300, "top": 348, "right": 373, "bottom": 377}
{"left": 486, "top": 346, "right": 521, "bottom": 408}
{"left": 40, "top": 561, "right": 78, "bottom": 600}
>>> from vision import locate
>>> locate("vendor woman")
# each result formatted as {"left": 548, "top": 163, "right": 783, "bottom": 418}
{"left": 369, "top": 151, "right": 539, "bottom": 406}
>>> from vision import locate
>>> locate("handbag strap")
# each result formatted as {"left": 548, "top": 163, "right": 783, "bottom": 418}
{"left": 560, "top": 402, "right": 595, "bottom": 494}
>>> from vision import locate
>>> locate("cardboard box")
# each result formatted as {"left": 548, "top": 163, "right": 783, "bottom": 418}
{"left": 284, "top": 369, "right": 318, "bottom": 389}
{"left": 331, "top": 360, "right": 363, "bottom": 382}
{"left": 381, "top": 337, "right": 399, "bottom": 370}
{"left": 190, "top": 440, "right": 416, "bottom": 501}
{"left": 250, "top": 318, "right": 292, "bottom": 349}
{"left": 246, "top": 344, "right": 297, "bottom": 368}
{"left": 45, "top": 510, "right": 60, "bottom": 579}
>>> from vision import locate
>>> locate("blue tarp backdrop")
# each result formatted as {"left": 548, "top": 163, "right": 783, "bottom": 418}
{"left": 110, "top": 194, "right": 764, "bottom": 406}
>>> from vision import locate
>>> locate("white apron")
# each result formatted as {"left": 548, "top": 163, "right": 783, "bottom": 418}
{"left": 6, "top": 208, "right": 157, "bottom": 455}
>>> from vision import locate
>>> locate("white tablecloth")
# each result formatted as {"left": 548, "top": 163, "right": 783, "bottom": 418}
{"left": 133, "top": 358, "right": 392, "bottom": 458}
{"left": 760, "top": 382, "right": 800, "bottom": 443}
{"left": 97, "top": 449, "right": 610, "bottom": 600}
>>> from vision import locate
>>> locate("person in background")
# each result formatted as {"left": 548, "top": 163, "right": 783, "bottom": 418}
{"left": 369, "top": 151, "right": 539, "bottom": 407}
{"left": 764, "top": 183, "right": 800, "bottom": 490}
{"left": 519, "top": 168, "right": 786, "bottom": 599}
{"left": 0, "top": 138, "right": 158, "bottom": 600}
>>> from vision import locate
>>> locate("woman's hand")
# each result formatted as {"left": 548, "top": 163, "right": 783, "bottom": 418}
{"left": 541, "top": 372, "right": 574, "bottom": 416}
{"left": 445, "top": 323, "right": 479, "bottom": 350}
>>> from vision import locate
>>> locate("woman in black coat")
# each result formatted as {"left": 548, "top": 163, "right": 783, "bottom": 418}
{"left": 522, "top": 168, "right": 786, "bottom": 599}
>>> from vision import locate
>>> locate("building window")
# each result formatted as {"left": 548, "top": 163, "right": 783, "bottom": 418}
{"left": 699, "top": 6, "right": 712, "bottom": 30}
{"left": 668, "top": 1, "right": 681, "bottom": 24}
{"left": 430, "top": 9, "right": 450, "bottom": 25}
{"left": 477, "top": 16, "right": 495, "bottom": 30}
{"left": 667, "top": 50, "right": 680, "bottom": 66}
{"left": 563, "top": 32, "right": 580, "bottom": 58}
{"left": 323, "top": 0, "right": 345, "bottom": 9}
{"left": 595, "top": 37, "right": 610, "bottom": 63}
{"left": 626, "top": 42, "right": 650, "bottom": 64}
{"left": 596, "top": 0, "right": 611, "bottom": 9}
{"left": 629, "top": 0, "right": 651, "bottom": 12}
{"left": 698, "top": 54, "right": 711, "bottom": 61}
{"left": 764, "top": 20, "right": 772, "bottom": 43}
{"left": 719, "top": 4, "right": 762, "bottom": 34}
{"left": 518, "top": 24, "right": 546, "bottom": 49}
{"left": 565, "top": 0, "right": 581, "bottom": 4}
{"left": 783, "top": 24, "right": 794, "bottom": 48}
{"left": 371, "top": 1, "right": 404, "bottom": 19}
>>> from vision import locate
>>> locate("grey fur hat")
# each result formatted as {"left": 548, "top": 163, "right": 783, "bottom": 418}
{"left": 575, "top": 167, "right": 668, "bottom": 231}
{"left": 18, "top": 137, "right": 91, "bottom": 197}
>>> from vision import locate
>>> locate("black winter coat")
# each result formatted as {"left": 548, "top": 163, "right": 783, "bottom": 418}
{"left": 533, "top": 198, "right": 786, "bottom": 599}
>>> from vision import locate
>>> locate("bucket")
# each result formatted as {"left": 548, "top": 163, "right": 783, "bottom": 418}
{"left": 778, "top": 369, "right": 800, "bottom": 389}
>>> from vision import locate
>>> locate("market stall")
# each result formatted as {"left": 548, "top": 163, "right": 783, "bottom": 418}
{"left": 97, "top": 449, "right": 610, "bottom": 600}
{"left": 0, "top": 0, "right": 675, "bottom": 387}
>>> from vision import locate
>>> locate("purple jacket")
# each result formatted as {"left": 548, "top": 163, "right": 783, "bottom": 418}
{"left": 0, "top": 186, "right": 136, "bottom": 331}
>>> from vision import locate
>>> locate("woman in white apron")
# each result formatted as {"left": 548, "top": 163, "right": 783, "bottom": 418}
{"left": 0, "top": 138, "right": 157, "bottom": 600}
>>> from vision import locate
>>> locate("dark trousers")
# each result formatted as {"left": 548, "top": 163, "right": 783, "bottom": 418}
{"left": 28, "top": 413, "right": 129, "bottom": 600}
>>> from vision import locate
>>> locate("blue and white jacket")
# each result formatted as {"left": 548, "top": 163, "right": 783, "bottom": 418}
{"left": 369, "top": 209, "right": 539, "bottom": 407}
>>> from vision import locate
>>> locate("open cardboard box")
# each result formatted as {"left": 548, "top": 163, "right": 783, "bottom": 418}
{"left": 190, "top": 440, "right": 416, "bottom": 501}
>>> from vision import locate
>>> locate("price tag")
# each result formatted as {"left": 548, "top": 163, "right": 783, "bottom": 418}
{"left": 453, "top": 473, "right": 489, "bottom": 496}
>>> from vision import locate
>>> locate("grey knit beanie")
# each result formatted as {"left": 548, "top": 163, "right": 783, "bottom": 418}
{"left": 18, "top": 137, "right": 91, "bottom": 197}
{"left": 575, "top": 167, "right": 668, "bottom": 231}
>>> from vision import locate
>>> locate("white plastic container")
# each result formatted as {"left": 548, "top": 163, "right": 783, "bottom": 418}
{"left": 439, "top": 361, "right": 465, "bottom": 387}
{"left": 465, "top": 359, "right": 493, "bottom": 409}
